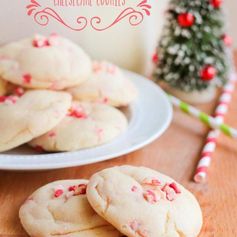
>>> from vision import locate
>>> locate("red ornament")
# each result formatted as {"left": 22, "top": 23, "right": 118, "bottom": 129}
{"left": 152, "top": 53, "right": 158, "bottom": 64}
{"left": 222, "top": 34, "right": 232, "bottom": 47}
{"left": 200, "top": 66, "right": 217, "bottom": 81}
{"left": 210, "top": 0, "right": 222, "bottom": 8}
{"left": 177, "top": 13, "right": 195, "bottom": 28}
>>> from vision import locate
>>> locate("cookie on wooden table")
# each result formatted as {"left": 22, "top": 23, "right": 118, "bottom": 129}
{"left": 19, "top": 180, "right": 122, "bottom": 237}
{"left": 87, "top": 166, "right": 203, "bottom": 237}
{"left": 0, "top": 34, "right": 92, "bottom": 89}
{"left": 67, "top": 61, "right": 138, "bottom": 107}
{"left": 0, "top": 90, "right": 72, "bottom": 152}
{"left": 29, "top": 102, "right": 128, "bottom": 152}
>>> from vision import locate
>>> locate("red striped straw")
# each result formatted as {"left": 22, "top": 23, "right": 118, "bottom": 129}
{"left": 194, "top": 72, "right": 237, "bottom": 183}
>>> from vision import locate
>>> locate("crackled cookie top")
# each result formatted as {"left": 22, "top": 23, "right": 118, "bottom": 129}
{"left": 87, "top": 166, "right": 203, "bottom": 237}
{"left": 29, "top": 102, "right": 128, "bottom": 152}
{"left": 19, "top": 180, "right": 122, "bottom": 237}
{"left": 67, "top": 61, "right": 138, "bottom": 107}
{"left": 0, "top": 34, "right": 92, "bottom": 89}
{"left": 0, "top": 90, "right": 72, "bottom": 152}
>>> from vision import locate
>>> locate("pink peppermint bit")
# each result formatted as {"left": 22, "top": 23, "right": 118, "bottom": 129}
{"left": 22, "top": 74, "right": 32, "bottom": 84}
{"left": 129, "top": 220, "right": 141, "bottom": 231}
{"left": 129, "top": 220, "right": 148, "bottom": 237}
{"left": 32, "top": 38, "right": 50, "bottom": 48}
{"left": 143, "top": 190, "right": 158, "bottom": 204}
{"left": 48, "top": 131, "right": 56, "bottom": 138}
{"left": 0, "top": 96, "right": 19, "bottom": 105}
{"left": 131, "top": 185, "right": 138, "bottom": 192}
{"left": 103, "top": 97, "right": 109, "bottom": 104}
{"left": 162, "top": 184, "right": 176, "bottom": 201}
{"left": 142, "top": 178, "right": 161, "bottom": 186}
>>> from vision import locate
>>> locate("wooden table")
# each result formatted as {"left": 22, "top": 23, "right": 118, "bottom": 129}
{"left": 1, "top": 62, "right": 237, "bottom": 237}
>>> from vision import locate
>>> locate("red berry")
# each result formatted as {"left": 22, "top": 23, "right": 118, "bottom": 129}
{"left": 152, "top": 53, "right": 158, "bottom": 64}
{"left": 222, "top": 34, "right": 232, "bottom": 47}
{"left": 177, "top": 13, "right": 195, "bottom": 28}
{"left": 200, "top": 65, "right": 217, "bottom": 81}
{"left": 210, "top": 0, "right": 222, "bottom": 8}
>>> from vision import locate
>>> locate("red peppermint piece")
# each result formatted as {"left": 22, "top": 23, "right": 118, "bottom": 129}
{"left": 68, "top": 185, "right": 76, "bottom": 192}
{"left": 77, "top": 184, "right": 87, "bottom": 195}
{"left": 169, "top": 182, "right": 181, "bottom": 194}
{"left": 14, "top": 87, "right": 25, "bottom": 97}
{"left": 54, "top": 189, "right": 64, "bottom": 198}
{"left": 0, "top": 96, "right": 7, "bottom": 103}
{"left": 33, "top": 145, "right": 45, "bottom": 153}
{"left": 68, "top": 108, "right": 88, "bottom": 119}
{"left": 143, "top": 190, "right": 158, "bottom": 204}
{"left": 22, "top": 74, "right": 32, "bottom": 84}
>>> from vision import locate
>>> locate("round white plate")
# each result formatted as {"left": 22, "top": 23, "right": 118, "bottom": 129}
{"left": 0, "top": 71, "right": 173, "bottom": 170}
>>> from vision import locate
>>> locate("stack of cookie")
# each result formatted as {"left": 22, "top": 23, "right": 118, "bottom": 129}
{"left": 19, "top": 166, "right": 203, "bottom": 237}
{"left": 0, "top": 34, "right": 137, "bottom": 153}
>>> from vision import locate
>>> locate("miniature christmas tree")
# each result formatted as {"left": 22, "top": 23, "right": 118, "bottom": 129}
{"left": 154, "top": 0, "right": 231, "bottom": 100}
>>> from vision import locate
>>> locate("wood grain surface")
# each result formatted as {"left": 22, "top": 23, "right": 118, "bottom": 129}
{"left": 0, "top": 58, "right": 237, "bottom": 237}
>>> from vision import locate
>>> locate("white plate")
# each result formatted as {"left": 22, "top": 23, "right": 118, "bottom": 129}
{"left": 0, "top": 71, "right": 173, "bottom": 171}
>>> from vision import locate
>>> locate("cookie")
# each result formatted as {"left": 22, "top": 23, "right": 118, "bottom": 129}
{"left": 29, "top": 102, "right": 128, "bottom": 152}
{"left": 87, "top": 166, "right": 203, "bottom": 237}
{"left": 0, "top": 90, "right": 72, "bottom": 152}
{"left": 19, "top": 180, "right": 122, "bottom": 237}
{"left": 0, "top": 78, "right": 7, "bottom": 96}
{"left": 0, "top": 34, "right": 92, "bottom": 89}
{"left": 67, "top": 61, "right": 138, "bottom": 107}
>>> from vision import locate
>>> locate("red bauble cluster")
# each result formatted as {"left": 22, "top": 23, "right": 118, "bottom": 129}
{"left": 200, "top": 65, "right": 217, "bottom": 81}
{"left": 222, "top": 34, "right": 232, "bottom": 47}
{"left": 210, "top": 0, "right": 222, "bottom": 8}
{"left": 177, "top": 13, "right": 195, "bottom": 28}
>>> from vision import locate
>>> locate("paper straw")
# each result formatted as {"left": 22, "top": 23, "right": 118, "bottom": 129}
{"left": 194, "top": 73, "right": 237, "bottom": 183}
{"left": 168, "top": 92, "right": 237, "bottom": 139}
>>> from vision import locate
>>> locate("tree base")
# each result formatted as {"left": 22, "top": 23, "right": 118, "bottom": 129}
{"left": 162, "top": 84, "right": 217, "bottom": 104}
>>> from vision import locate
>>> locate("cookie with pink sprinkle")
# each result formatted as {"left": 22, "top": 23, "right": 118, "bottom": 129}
{"left": 67, "top": 61, "right": 138, "bottom": 107}
{"left": 29, "top": 102, "right": 127, "bottom": 152}
{"left": 19, "top": 180, "right": 122, "bottom": 237}
{"left": 0, "top": 90, "right": 72, "bottom": 152}
{"left": 87, "top": 166, "right": 203, "bottom": 237}
{"left": 0, "top": 34, "right": 92, "bottom": 89}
